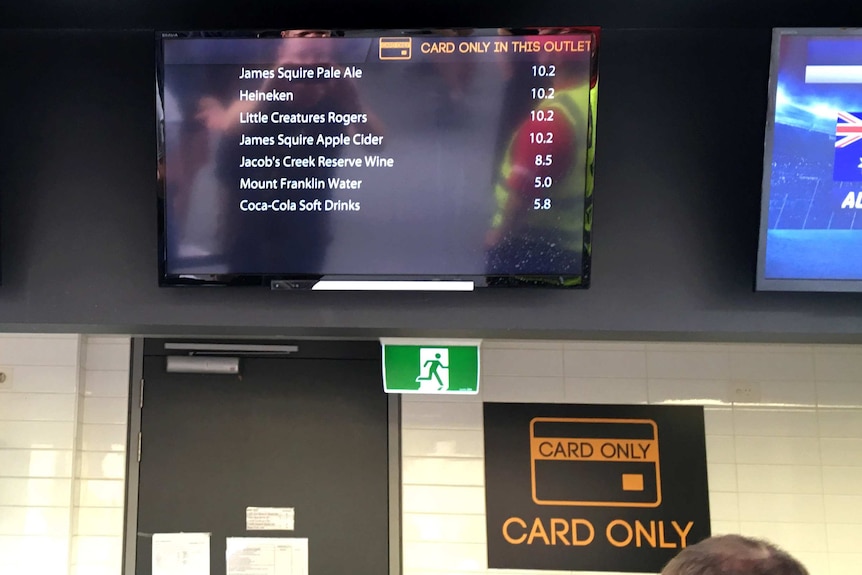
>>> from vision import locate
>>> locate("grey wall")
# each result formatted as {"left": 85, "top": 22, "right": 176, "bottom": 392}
{"left": 2, "top": 1, "right": 862, "bottom": 341}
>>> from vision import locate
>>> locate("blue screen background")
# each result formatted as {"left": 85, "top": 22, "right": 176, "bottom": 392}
{"left": 763, "top": 34, "right": 862, "bottom": 281}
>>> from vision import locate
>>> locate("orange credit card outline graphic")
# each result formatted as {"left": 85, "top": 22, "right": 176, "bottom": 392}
{"left": 529, "top": 417, "right": 662, "bottom": 508}
{"left": 379, "top": 37, "right": 412, "bottom": 60}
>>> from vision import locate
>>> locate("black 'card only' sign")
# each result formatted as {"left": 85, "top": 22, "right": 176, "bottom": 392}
{"left": 483, "top": 402, "right": 711, "bottom": 573}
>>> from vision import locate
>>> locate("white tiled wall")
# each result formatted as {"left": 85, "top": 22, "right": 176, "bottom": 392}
{"left": 4, "top": 336, "right": 862, "bottom": 575}
{"left": 0, "top": 334, "right": 80, "bottom": 575}
{"left": 0, "top": 334, "right": 130, "bottom": 575}
{"left": 402, "top": 341, "right": 862, "bottom": 575}
{"left": 72, "top": 337, "right": 130, "bottom": 575}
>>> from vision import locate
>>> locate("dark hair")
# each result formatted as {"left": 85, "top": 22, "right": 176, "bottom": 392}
{"left": 661, "top": 534, "right": 809, "bottom": 575}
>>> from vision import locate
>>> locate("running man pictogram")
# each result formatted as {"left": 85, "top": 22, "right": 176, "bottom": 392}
{"left": 415, "top": 348, "right": 450, "bottom": 391}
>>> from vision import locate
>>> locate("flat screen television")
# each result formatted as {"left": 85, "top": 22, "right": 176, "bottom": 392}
{"left": 757, "top": 28, "right": 862, "bottom": 292}
{"left": 157, "top": 27, "right": 599, "bottom": 290}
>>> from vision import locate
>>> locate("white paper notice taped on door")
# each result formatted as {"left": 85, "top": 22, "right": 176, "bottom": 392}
{"left": 226, "top": 537, "right": 308, "bottom": 575}
{"left": 152, "top": 532, "right": 211, "bottom": 575}
{"left": 246, "top": 507, "right": 295, "bottom": 531}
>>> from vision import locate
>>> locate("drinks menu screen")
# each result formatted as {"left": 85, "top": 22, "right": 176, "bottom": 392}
{"left": 157, "top": 28, "right": 598, "bottom": 287}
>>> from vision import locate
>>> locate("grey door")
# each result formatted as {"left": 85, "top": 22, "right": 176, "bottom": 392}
{"left": 131, "top": 339, "right": 390, "bottom": 575}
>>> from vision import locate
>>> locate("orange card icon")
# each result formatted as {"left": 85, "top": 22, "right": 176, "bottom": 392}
{"left": 530, "top": 417, "right": 662, "bottom": 507}
{"left": 379, "top": 37, "right": 412, "bottom": 60}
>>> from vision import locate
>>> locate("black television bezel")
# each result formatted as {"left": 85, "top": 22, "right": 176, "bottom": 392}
{"left": 156, "top": 26, "right": 599, "bottom": 289}
{"left": 756, "top": 27, "right": 862, "bottom": 293}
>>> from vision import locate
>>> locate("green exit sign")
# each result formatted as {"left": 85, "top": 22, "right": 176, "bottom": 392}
{"left": 380, "top": 339, "right": 481, "bottom": 394}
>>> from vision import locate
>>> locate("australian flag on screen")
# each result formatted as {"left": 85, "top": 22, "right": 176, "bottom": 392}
{"left": 834, "top": 111, "right": 862, "bottom": 182}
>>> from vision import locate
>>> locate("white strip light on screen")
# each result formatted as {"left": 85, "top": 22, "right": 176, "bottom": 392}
{"left": 805, "top": 65, "right": 862, "bottom": 84}
{"left": 311, "top": 280, "right": 475, "bottom": 291}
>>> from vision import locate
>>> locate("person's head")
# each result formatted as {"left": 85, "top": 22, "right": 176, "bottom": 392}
{"left": 661, "top": 534, "right": 809, "bottom": 575}
{"left": 273, "top": 31, "right": 338, "bottom": 106}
